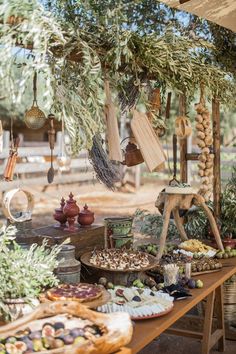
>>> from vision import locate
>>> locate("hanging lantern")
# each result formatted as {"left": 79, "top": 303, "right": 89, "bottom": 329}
{"left": 24, "top": 72, "right": 46, "bottom": 130}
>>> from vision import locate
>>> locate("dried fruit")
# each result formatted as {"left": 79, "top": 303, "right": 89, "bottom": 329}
{"left": 187, "top": 279, "right": 196, "bottom": 289}
{"left": 53, "top": 339, "right": 65, "bottom": 348}
{"left": 53, "top": 322, "right": 65, "bottom": 331}
{"left": 106, "top": 282, "right": 114, "bottom": 290}
{"left": 132, "top": 296, "right": 141, "bottom": 302}
{"left": 62, "top": 335, "right": 74, "bottom": 345}
{"left": 29, "top": 331, "right": 41, "bottom": 340}
{"left": 32, "top": 338, "right": 44, "bottom": 352}
{"left": 98, "top": 277, "right": 107, "bottom": 286}
{"left": 70, "top": 328, "right": 85, "bottom": 338}
{"left": 196, "top": 279, "right": 204, "bottom": 288}
{"left": 74, "top": 336, "right": 86, "bottom": 345}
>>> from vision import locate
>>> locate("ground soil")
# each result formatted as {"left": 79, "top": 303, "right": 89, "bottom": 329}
{"left": 0, "top": 181, "right": 235, "bottom": 353}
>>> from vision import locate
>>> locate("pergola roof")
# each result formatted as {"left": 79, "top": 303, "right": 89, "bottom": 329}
{"left": 159, "top": 0, "right": 236, "bottom": 32}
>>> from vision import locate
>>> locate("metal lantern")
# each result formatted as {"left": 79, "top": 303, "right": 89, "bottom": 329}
{"left": 24, "top": 72, "right": 46, "bottom": 130}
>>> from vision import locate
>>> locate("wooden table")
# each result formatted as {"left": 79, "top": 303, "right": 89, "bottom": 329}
{"left": 15, "top": 224, "right": 105, "bottom": 258}
{"left": 126, "top": 258, "right": 236, "bottom": 354}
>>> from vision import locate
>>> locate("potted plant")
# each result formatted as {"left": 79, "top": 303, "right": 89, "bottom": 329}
{"left": 0, "top": 224, "right": 62, "bottom": 322}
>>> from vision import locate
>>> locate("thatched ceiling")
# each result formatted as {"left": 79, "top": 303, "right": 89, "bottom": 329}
{"left": 159, "top": 0, "right": 236, "bottom": 32}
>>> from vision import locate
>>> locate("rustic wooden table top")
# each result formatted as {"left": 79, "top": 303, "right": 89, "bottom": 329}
{"left": 127, "top": 257, "right": 236, "bottom": 354}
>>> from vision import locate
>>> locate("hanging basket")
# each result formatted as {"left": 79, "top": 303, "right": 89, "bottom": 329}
{"left": 175, "top": 116, "right": 192, "bottom": 139}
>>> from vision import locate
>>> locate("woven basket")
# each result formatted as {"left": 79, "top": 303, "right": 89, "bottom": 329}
{"left": 224, "top": 274, "right": 236, "bottom": 323}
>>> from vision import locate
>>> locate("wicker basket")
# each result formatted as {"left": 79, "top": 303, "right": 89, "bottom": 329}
{"left": 224, "top": 274, "right": 236, "bottom": 323}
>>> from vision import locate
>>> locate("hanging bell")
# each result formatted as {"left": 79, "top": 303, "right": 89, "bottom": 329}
{"left": 121, "top": 138, "right": 144, "bottom": 167}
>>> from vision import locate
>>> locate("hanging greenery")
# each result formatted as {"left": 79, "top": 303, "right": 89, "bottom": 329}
{"left": 0, "top": 0, "right": 236, "bottom": 153}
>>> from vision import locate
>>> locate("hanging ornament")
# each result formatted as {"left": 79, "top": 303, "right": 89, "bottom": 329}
{"left": 24, "top": 72, "right": 46, "bottom": 130}
{"left": 57, "top": 116, "right": 71, "bottom": 171}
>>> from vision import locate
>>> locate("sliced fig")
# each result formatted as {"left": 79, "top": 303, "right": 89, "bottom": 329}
{"left": 115, "top": 288, "right": 124, "bottom": 297}
{"left": 5, "top": 343, "right": 17, "bottom": 353}
{"left": 42, "top": 325, "right": 55, "bottom": 338}
{"left": 15, "top": 341, "right": 27, "bottom": 352}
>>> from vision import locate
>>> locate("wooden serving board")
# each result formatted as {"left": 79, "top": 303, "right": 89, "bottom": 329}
{"left": 191, "top": 268, "right": 222, "bottom": 277}
{"left": 39, "top": 287, "right": 111, "bottom": 309}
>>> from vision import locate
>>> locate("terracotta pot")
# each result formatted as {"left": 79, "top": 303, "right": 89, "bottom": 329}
{"left": 78, "top": 204, "right": 94, "bottom": 227}
{"left": 2, "top": 298, "right": 39, "bottom": 321}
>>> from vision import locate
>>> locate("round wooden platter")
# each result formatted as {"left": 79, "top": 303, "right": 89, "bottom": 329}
{"left": 80, "top": 250, "right": 158, "bottom": 273}
{"left": 39, "top": 287, "right": 111, "bottom": 309}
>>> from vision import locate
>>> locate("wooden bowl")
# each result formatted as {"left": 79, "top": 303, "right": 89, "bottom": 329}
{"left": 0, "top": 301, "right": 133, "bottom": 354}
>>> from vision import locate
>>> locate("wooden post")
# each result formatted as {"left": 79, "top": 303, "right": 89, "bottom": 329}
{"left": 212, "top": 98, "right": 221, "bottom": 218}
{"left": 179, "top": 94, "right": 188, "bottom": 182}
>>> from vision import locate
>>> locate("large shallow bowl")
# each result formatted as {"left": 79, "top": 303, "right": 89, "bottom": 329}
{"left": 80, "top": 250, "right": 158, "bottom": 273}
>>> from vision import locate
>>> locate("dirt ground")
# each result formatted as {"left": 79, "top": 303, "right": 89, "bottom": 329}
{"left": 1, "top": 180, "right": 235, "bottom": 353}
{"left": 0, "top": 181, "right": 165, "bottom": 226}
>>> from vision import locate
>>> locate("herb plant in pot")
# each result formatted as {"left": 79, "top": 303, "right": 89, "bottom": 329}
{"left": 0, "top": 224, "right": 62, "bottom": 322}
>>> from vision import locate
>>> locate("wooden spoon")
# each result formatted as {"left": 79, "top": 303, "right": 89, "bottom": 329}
{"left": 47, "top": 149, "right": 54, "bottom": 184}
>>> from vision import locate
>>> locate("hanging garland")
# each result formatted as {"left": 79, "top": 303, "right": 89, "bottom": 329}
{"left": 195, "top": 87, "right": 214, "bottom": 202}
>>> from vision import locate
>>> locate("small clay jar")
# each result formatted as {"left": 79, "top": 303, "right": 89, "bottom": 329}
{"left": 78, "top": 204, "right": 94, "bottom": 227}
{"left": 63, "top": 193, "right": 79, "bottom": 232}
{"left": 53, "top": 197, "right": 67, "bottom": 229}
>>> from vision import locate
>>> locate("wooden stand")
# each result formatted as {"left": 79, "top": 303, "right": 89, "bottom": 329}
{"left": 155, "top": 192, "right": 224, "bottom": 259}
{"left": 167, "top": 285, "right": 225, "bottom": 354}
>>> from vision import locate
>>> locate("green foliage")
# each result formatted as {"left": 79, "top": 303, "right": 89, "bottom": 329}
{"left": 134, "top": 209, "right": 178, "bottom": 240}
{"left": 0, "top": 224, "right": 61, "bottom": 319}
{"left": 221, "top": 167, "right": 236, "bottom": 237}
{"left": 0, "top": 0, "right": 236, "bottom": 153}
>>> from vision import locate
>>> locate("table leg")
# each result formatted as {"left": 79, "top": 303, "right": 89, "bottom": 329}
{"left": 215, "top": 285, "right": 225, "bottom": 352}
{"left": 202, "top": 290, "right": 215, "bottom": 354}
{"left": 157, "top": 202, "right": 172, "bottom": 260}
{"left": 172, "top": 208, "right": 188, "bottom": 241}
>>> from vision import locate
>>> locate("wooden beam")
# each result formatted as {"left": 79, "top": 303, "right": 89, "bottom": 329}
{"left": 179, "top": 94, "right": 188, "bottom": 182}
{"left": 186, "top": 153, "right": 199, "bottom": 161}
{"left": 212, "top": 98, "right": 221, "bottom": 218}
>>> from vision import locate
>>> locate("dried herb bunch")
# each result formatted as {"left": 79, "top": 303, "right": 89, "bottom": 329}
{"left": 0, "top": 224, "right": 62, "bottom": 318}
